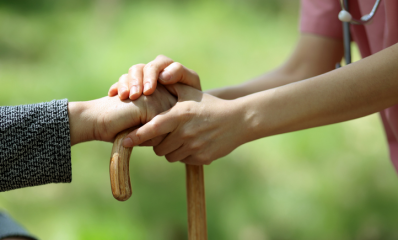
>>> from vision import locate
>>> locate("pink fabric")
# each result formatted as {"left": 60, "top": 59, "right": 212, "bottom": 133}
{"left": 300, "top": 0, "right": 398, "bottom": 171}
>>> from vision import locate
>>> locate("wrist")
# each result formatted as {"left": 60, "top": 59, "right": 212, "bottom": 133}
{"left": 232, "top": 89, "right": 278, "bottom": 143}
{"left": 228, "top": 97, "right": 257, "bottom": 145}
{"left": 68, "top": 101, "right": 94, "bottom": 146}
{"left": 205, "top": 86, "right": 239, "bottom": 100}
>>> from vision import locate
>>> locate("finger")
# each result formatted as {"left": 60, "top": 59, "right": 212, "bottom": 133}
{"left": 128, "top": 64, "right": 145, "bottom": 100}
{"left": 164, "top": 145, "right": 191, "bottom": 163}
{"left": 180, "top": 156, "right": 201, "bottom": 165}
{"left": 159, "top": 62, "right": 201, "bottom": 90}
{"left": 108, "top": 82, "right": 119, "bottom": 96}
{"left": 143, "top": 55, "right": 174, "bottom": 95}
{"left": 180, "top": 156, "right": 210, "bottom": 166}
{"left": 138, "top": 134, "right": 167, "bottom": 147}
{"left": 164, "top": 83, "right": 203, "bottom": 102}
{"left": 153, "top": 132, "right": 183, "bottom": 157}
{"left": 118, "top": 74, "right": 130, "bottom": 100}
{"left": 122, "top": 113, "right": 179, "bottom": 147}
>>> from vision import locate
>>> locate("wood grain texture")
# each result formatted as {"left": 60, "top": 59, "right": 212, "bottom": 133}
{"left": 110, "top": 128, "right": 136, "bottom": 201}
{"left": 110, "top": 129, "right": 208, "bottom": 238}
{"left": 186, "top": 164, "right": 208, "bottom": 240}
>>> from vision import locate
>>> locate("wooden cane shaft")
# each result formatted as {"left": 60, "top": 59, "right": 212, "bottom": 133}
{"left": 110, "top": 128, "right": 136, "bottom": 201}
{"left": 186, "top": 164, "right": 208, "bottom": 240}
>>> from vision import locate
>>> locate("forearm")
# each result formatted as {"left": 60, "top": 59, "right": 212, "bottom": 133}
{"left": 0, "top": 100, "right": 72, "bottom": 192}
{"left": 208, "top": 34, "right": 343, "bottom": 100}
{"left": 206, "top": 68, "right": 307, "bottom": 99}
{"left": 239, "top": 43, "right": 398, "bottom": 142}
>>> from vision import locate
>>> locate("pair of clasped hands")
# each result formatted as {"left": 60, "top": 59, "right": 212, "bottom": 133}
{"left": 70, "top": 55, "right": 245, "bottom": 165}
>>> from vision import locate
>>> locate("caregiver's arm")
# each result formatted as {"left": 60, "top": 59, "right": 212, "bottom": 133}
{"left": 123, "top": 42, "right": 398, "bottom": 165}
{"left": 241, "top": 43, "right": 398, "bottom": 139}
{"left": 207, "top": 34, "right": 343, "bottom": 99}
{"left": 109, "top": 34, "right": 342, "bottom": 100}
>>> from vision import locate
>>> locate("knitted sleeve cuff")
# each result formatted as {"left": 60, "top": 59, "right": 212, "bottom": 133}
{"left": 0, "top": 99, "right": 72, "bottom": 192}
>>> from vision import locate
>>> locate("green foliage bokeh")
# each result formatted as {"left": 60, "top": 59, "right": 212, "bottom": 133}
{"left": 1, "top": 1, "right": 398, "bottom": 239}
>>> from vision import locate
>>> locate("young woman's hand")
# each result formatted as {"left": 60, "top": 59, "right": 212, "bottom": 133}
{"left": 69, "top": 84, "right": 176, "bottom": 145}
{"left": 121, "top": 84, "right": 248, "bottom": 165}
{"left": 108, "top": 55, "right": 201, "bottom": 100}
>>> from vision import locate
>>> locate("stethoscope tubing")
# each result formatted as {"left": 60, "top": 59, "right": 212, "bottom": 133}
{"left": 337, "top": 0, "right": 381, "bottom": 68}
{"left": 339, "top": 0, "right": 381, "bottom": 25}
{"left": 343, "top": 0, "right": 352, "bottom": 65}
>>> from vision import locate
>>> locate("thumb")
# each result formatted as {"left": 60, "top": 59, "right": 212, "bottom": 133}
{"left": 158, "top": 62, "right": 202, "bottom": 90}
{"left": 122, "top": 111, "right": 179, "bottom": 147}
{"left": 165, "top": 83, "right": 203, "bottom": 102}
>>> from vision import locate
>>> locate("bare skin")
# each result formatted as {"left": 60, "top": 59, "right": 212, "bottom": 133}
{"left": 108, "top": 34, "right": 398, "bottom": 165}
{"left": 108, "top": 34, "right": 343, "bottom": 99}
{"left": 0, "top": 74, "right": 177, "bottom": 240}
{"left": 206, "top": 34, "right": 344, "bottom": 99}
{"left": 69, "top": 84, "right": 176, "bottom": 145}
{"left": 108, "top": 55, "right": 201, "bottom": 100}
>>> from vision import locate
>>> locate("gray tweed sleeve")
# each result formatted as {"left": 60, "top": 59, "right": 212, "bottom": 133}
{"left": 0, "top": 99, "right": 72, "bottom": 192}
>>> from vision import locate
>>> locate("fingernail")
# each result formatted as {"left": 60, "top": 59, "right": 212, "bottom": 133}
{"left": 130, "top": 86, "right": 138, "bottom": 97}
{"left": 123, "top": 137, "right": 134, "bottom": 147}
{"left": 159, "top": 71, "right": 171, "bottom": 82}
{"left": 144, "top": 82, "right": 151, "bottom": 93}
{"left": 119, "top": 86, "right": 128, "bottom": 95}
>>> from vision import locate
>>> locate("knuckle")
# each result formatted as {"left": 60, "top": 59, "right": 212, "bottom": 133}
{"left": 181, "top": 129, "right": 194, "bottom": 140}
{"left": 148, "top": 120, "right": 161, "bottom": 135}
{"left": 129, "top": 76, "right": 140, "bottom": 84}
{"left": 130, "top": 63, "right": 144, "bottom": 71}
{"left": 128, "top": 67, "right": 137, "bottom": 74}
{"left": 156, "top": 54, "right": 166, "bottom": 59}
{"left": 142, "top": 80, "right": 152, "bottom": 87}
{"left": 197, "top": 153, "right": 210, "bottom": 163}
{"left": 173, "top": 62, "right": 183, "bottom": 70}
{"left": 180, "top": 108, "right": 194, "bottom": 121}
{"left": 190, "top": 144, "right": 200, "bottom": 151}
{"left": 153, "top": 147, "right": 164, "bottom": 156}
{"left": 144, "top": 62, "right": 156, "bottom": 71}
{"left": 133, "top": 132, "right": 142, "bottom": 144}
{"left": 119, "top": 74, "right": 128, "bottom": 81}
{"left": 190, "top": 141, "right": 204, "bottom": 151}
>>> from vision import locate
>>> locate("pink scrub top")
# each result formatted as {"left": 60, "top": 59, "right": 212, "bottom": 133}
{"left": 300, "top": 0, "right": 398, "bottom": 171}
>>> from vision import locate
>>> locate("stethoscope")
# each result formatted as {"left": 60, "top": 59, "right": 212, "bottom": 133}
{"left": 336, "top": 0, "right": 381, "bottom": 68}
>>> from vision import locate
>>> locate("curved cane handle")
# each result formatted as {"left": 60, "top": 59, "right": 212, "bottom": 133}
{"left": 110, "top": 128, "right": 136, "bottom": 201}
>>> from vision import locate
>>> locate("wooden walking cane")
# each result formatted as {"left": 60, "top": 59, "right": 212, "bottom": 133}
{"left": 110, "top": 128, "right": 208, "bottom": 240}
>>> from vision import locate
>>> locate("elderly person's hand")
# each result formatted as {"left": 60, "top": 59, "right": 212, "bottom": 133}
{"left": 68, "top": 84, "right": 176, "bottom": 145}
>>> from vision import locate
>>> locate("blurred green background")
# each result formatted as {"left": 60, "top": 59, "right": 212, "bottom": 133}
{"left": 1, "top": 0, "right": 398, "bottom": 239}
